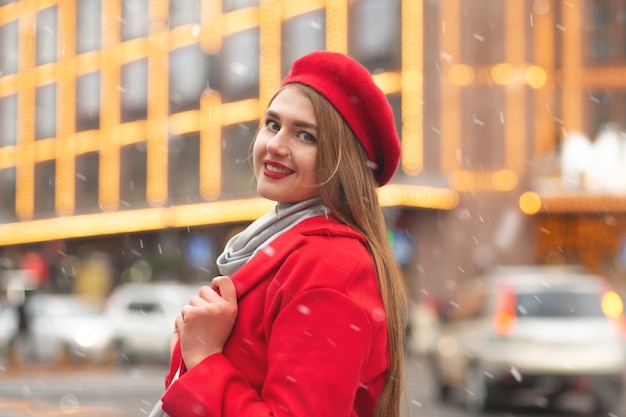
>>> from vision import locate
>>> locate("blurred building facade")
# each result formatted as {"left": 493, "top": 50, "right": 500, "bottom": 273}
{"left": 0, "top": 0, "right": 625, "bottom": 301}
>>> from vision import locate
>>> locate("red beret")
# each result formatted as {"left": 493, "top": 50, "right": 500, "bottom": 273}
{"left": 281, "top": 51, "right": 401, "bottom": 186}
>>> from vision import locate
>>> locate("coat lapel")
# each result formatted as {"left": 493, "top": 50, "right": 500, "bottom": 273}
{"left": 229, "top": 231, "right": 307, "bottom": 298}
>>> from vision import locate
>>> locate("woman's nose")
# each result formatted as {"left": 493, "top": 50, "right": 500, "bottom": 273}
{"left": 266, "top": 130, "right": 289, "bottom": 156}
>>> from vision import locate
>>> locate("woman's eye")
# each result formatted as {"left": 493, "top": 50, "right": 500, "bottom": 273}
{"left": 266, "top": 120, "right": 280, "bottom": 131}
{"left": 298, "top": 131, "right": 317, "bottom": 143}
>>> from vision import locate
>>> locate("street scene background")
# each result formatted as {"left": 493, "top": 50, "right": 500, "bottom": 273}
{"left": 2, "top": 0, "right": 626, "bottom": 416}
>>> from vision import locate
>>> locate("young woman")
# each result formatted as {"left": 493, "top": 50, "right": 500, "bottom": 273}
{"left": 156, "top": 50, "right": 408, "bottom": 417}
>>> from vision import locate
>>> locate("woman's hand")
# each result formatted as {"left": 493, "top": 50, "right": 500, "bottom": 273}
{"left": 177, "top": 276, "right": 238, "bottom": 369}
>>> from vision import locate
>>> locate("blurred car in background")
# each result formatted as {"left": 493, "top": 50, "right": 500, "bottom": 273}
{"left": 431, "top": 265, "right": 626, "bottom": 414}
{"left": 105, "top": 281, "right": 202, "bottom": 365}
{"left": 0, "top": 298, "right": 18, "bottom": 362}
{"left": 407, "top": 297, "right": 441, "bottom": 357}
{"left": 26, "top": 293, "right": 115, "bottom": 365}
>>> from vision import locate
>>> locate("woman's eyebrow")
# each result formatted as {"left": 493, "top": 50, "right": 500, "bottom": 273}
{"left": 265, "top": 109, "right": 318, "bottom": 131}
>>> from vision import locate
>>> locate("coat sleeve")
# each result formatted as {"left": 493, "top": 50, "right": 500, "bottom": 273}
{"left": 160, "top": 288, "right": 379, "bottom": 417}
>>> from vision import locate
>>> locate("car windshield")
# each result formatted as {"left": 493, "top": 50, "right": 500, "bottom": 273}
{"left": 516, "top": 291, "right": 604, "bottom": 318}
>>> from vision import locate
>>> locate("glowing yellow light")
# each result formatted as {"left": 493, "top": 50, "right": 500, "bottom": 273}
{"left": 0, "top": 208, "right": 169, "bottom": 245}
{"left": 169, "top": 24, "right": 202, "bottom": 50}
{"left": 0, "top": 73, "right": 16, "bottom": 97}
{"left": 447, "top": 64, "right": 474, "bottom": 86}
{"left": 34, "top": 139, "right": 56, "bottom": 162}
{"left": 326, "top": 0, "right": 348, "bottom": 53}
{"left": 491, "top": 62, "right": 517, "bottom": 85}
{"left": 602, "top": 291, "right": 624, "bottom": 318}
{"left": 146, "top": 19, "right": 170, "bottom": 207}
{"left": 119, "top": 38, "right": 150, "bottom": 62}
{"left": 74, "top": 130, "right": 100, "bottom": 155}
{"left": 0, "top": 2, "right": 18, "bottom": 25}
{"left": 0, "top": 147, "right": 16, "bottom": 170}
{"left": 377, "top": 184, "right": 459, "bottom": 210}
{"left": 282, "top": 0, "right": 324, "bottom": 19}
{"left": 76, "top": 52, "right": 100, "bottom": 76}
{"left": 222, "top": 6, "right": 258, "bottom": 38}
{"left": 56, "top": 0, "right": 78, "bottom": 216}
{"left": 221, "top": 99, "right": 260, "bottom": 127}
{"left": 35, "top": 63, "right": 56, "bottom": 86}
{"left": 15, "top": 2, "right": 37, "bottom": 220}
{"left": 562, "top": 0, "right": 583, "bottom": 133}
{"left": 448, "top": 170, "right": 475, "bottom": 192}
{"left": 492, "top": 169, "right": 518, "bottom": 191}
{"left": 0, "top": 182, "right": 463, "bottom": 245}
{"left": 525, "top": 65, "right": 547, "bottom": 89}
{"left": 99, "top": 0, "right": 122, "bottom": 212}
{"left": 372, "top": 72, "right": 401, "bottom": 95}
{"left": 169, "top": 110, "right": 201, "bottom": 136}
{"left": 439, "top": 0, "right": 461, "bottom": 174}
{"left": 118, "top": 121, "right": 147, "bottom": 147}
{"left": 259, "top": 1, "right": 281, "bottom": 114}
{"left": 200, "top": 90, "right": 222, "bottom": 200}
{"left": 201, "top": 0, "right": 222, "bottom": 53}
{"left": 518, "top": 191, "right": 542, "bottom": 215}
{"left": 532, "top": 1, "right": 555, "bottom": 156}
{"left": 0, "top": 198, "right": 276, "bottom": 246}
{"left": 168, "top": 198, "right": 275, "bottom": 228}
{"left": 533, "top": 0, "right": 551, "bottom": 14}
{"left": 401, "top": 0, "right": 424, "bottom": 176}
{"left": 149, "top": 0, "right": 168, "bottom": 22}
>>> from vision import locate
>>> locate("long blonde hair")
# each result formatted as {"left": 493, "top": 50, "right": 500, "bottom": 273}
{"left": 285, "top": 83, "right": 408, "bottom": 417}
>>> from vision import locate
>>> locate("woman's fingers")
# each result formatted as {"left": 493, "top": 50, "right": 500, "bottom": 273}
{"left": 210, "top": 276, "right": 237, "bottom": 303}
{"left": 177, "top": 277, "right": 239, "bottom": 368}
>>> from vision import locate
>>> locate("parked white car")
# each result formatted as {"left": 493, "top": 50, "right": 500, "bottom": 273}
{"left": 26, "top": 293, "right": 115, "bottom": 365}
{"left": 431, "top": 265, "right": 626, "bottom": 414}
{"left": 105, "top": 281, "right": 202, "bottom": 365}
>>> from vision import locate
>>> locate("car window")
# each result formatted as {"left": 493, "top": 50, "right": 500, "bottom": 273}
{"left": 127, "top": 301, "right": 164, "bottom": 314}
{"left": 516, "top": 291, "right": 604, "bottom": 317}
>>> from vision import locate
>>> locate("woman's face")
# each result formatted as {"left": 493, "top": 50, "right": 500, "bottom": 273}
{"left": 253, "top": 86, "right": 321, "bottom": 204}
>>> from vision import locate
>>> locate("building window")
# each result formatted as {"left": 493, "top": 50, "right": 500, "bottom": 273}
{"left": 76, "top": 71, "right": 100, "bottom": 132}
{"left": 77, "top": 0, "right": 101, "bottom": 54}
{"left": 223, "top": 0, "right": 259, "bottom": 13}
{"left": 169, "top": 0, "right": 200, "bottom": 28}
{"left": 0, "top": 19, "right": 18, "bottom": 75}
{"left": 120, "top": 143, "right": 147, "bottom": 208}
{"left": 349, "top": 0, "right": 401, "bottom": 70}
{"left": 75, "top": 152, "right": 99, "bottom": 213}
{"left": 121, "top": 59, "right": 148, "bottom": 122}
{"left": 34, "top": 160, "right": 56, "bottom": 218}
{"left": 0, "top": 94, "right": 17, "bottom": 147}
{"left": 169, "top": 45, "right": 209, "bottom": 113}
{"left": 121, "top": 0, "right": 148, "bottom": 42}
{"left": 221, "top": 29, "right": 259, "bottom": 102}
{"left": 36, "top": 6, "right": 57, "bottom": 66}
{"left": 0, "top": 168, "right": 16, "bottom": 223}
{"left": 587, "top": 0, "right": 626, "bottom": 62}
{"left": 221, "top": 122, "right": 256, "bottom": 200}
{"left": 168, "top": 133, "right": 200, "bottom": 205}
{"left": 592, "top": 40, "right": 610, "bottom": 61}
{"left": 35, "top": 84, "right": 57, "bottom": 140}
{"left": 282, "top": 10, "right": 325, "bottom": 76}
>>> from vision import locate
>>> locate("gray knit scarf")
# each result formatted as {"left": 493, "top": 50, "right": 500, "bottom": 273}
{"left": 216, "top": 196, "right": 330, "bottom": 276}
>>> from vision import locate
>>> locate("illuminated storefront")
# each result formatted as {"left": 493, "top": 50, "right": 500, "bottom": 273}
{"left": 1, "top": 0, "right": 625, "bottom": 298}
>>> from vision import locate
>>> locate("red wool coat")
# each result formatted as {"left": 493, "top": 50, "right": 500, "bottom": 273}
{"left": 161, "top": 215, "right": 389, "bottom": 417}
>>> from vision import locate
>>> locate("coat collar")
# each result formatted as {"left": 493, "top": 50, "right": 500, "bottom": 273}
{"left": 229, "top": 215, "right": 365, "bottom": 298}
